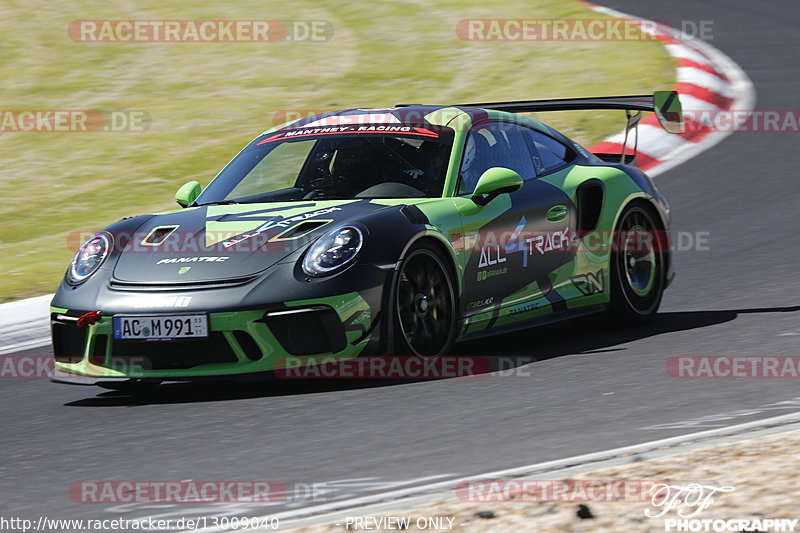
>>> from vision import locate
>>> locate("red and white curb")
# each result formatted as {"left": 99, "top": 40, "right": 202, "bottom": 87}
{"left": 0, "top": 7, "right": 756, "bottom": 355}
{"left": 586, "top": 2, "right": 755, "bottom": 177}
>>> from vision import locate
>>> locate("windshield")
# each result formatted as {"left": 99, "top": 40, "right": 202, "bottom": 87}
{"left": 196, "top": 125, "right": 454, "bottom": 204}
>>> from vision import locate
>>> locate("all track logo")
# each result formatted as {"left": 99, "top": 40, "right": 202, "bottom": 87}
{"left": 476, "top": 216, "right": 570, "bottom": 270}
{"left": 477, "top": 243, "right": 506, "bottom": 268}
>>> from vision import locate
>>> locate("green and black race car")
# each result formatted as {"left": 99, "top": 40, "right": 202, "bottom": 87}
{"left": 51, "top": 92, "right": 683, "bottom": 386}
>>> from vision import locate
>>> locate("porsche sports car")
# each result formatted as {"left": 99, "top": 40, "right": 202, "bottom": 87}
{"left": 50, "top": 91, "right": 683, "bottom": 386}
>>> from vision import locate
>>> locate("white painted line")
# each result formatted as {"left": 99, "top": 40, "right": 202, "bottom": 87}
{"left": 0, "top": 339, "right": 51, "bottom": 357}
{"left": 0, "top": 293, "right": 52, "bottom": 314}
{"left": 0, "top": 294, "right": 53, "bottom": 355}
{"left": 187, "top": 410, "right": 800, "bottom": 532}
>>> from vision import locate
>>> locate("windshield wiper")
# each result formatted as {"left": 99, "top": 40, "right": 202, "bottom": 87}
{"left": 196, "top": 199, "right": 240, "bottom": 206}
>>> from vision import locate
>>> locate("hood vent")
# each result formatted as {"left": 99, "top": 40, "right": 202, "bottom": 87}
{"left": 272, "top": 220, "right": 331, "bottom": 241}
{"left": 141, "top": 225, "right": 180, "bottom": 246}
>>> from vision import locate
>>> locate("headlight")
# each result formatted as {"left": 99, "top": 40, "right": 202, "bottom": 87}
{"left": 67, "top": 232, "right": 112, "bottom": 285}
{"left": 302, "top": 226, "right": 363, "bottom": 277}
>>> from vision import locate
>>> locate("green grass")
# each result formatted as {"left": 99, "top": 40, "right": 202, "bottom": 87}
{"left": 0, "top": 0, "right": 674, "bottom": 302}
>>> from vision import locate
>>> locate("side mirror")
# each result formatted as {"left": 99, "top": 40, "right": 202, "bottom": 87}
{"left": 175, "top": 181, "right": 202, "bottom": 208}
{"left": 471, "top": 167, "right": 523, "bottom": 206}
{"left": 654, "top": 90, "right": 685, "bottom": 134}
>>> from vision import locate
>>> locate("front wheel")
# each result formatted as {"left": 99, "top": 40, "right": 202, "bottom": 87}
{"left": 392, "top": 243, "right": 457, "bottom": 356}
{"left": 609, "top": 203, "right": 666, "bottom": 325}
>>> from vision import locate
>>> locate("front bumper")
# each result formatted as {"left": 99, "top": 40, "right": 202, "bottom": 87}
{"left": 51, "top": 291, "right": 376, "bottom": 380}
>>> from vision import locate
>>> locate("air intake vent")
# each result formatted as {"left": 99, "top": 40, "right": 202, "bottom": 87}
{"left": 233, "top": 331, "right": 263, "bottom": 360}
{"left": 262, "top": 306, "right": 347, "bottom": 355}
{"left": 109, "top": 276, "right": 256, "bottom": 291}
{"left": 111, "top": 332, "right": 238, "bottom": 369}
{"left": 141, "top": 225, "right": 179, "bottom": 246}
{"left": 273, "top": 220, "right": 331, "bottom": 241}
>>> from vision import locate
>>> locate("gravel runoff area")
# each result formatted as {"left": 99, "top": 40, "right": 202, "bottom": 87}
{"left": 286, "top": 427, "right": 800, "bottom": 532}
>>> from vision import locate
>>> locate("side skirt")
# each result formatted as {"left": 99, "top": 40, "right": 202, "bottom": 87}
{"left": 456, "top": 304, "right": 607, "bottom": 343}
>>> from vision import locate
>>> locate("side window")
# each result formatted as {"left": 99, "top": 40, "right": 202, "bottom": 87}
{"left": 526, "top": 130, "right": 576, "bottom": 175}
{"left": 458, "top": 122, "right": 537, "bottom": 195}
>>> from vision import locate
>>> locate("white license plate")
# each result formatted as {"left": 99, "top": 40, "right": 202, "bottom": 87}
{"left": 113, "top": 315, "right": 208, "bottom": 340}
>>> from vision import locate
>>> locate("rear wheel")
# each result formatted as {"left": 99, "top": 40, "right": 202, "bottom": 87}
{"left": 609, "top": 203, "right": 665, "bottom": 325}
{"left": 393, "top": 244, "right": 457, "bottom": 356}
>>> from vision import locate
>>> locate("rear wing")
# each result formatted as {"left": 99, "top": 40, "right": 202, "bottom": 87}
{"left": 456, "top": 91, "right": 684, "bottom": 164}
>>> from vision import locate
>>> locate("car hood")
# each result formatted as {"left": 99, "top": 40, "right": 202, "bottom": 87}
{"left": 112, "top": 200, "right": 392, "bottom": 283}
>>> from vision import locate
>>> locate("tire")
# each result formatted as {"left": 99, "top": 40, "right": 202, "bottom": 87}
{"left": 392, "top": 243, "right": 457, "bottom": 356}
{"left": 609, "top": 202, "right": 666, "bottom": 325}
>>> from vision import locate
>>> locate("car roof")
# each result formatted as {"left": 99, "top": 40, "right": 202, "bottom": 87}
{"left": 266, "top": 105, "right": 552, "bottom": 135}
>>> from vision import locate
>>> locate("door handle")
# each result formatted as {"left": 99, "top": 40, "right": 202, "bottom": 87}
{"left": 547, "top": 205, "right": 568, "bottom": 222}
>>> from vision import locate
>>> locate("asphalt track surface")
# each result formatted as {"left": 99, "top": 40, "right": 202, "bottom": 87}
{"left": 2, "top": 0, "right": 800, "bottom": 528}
